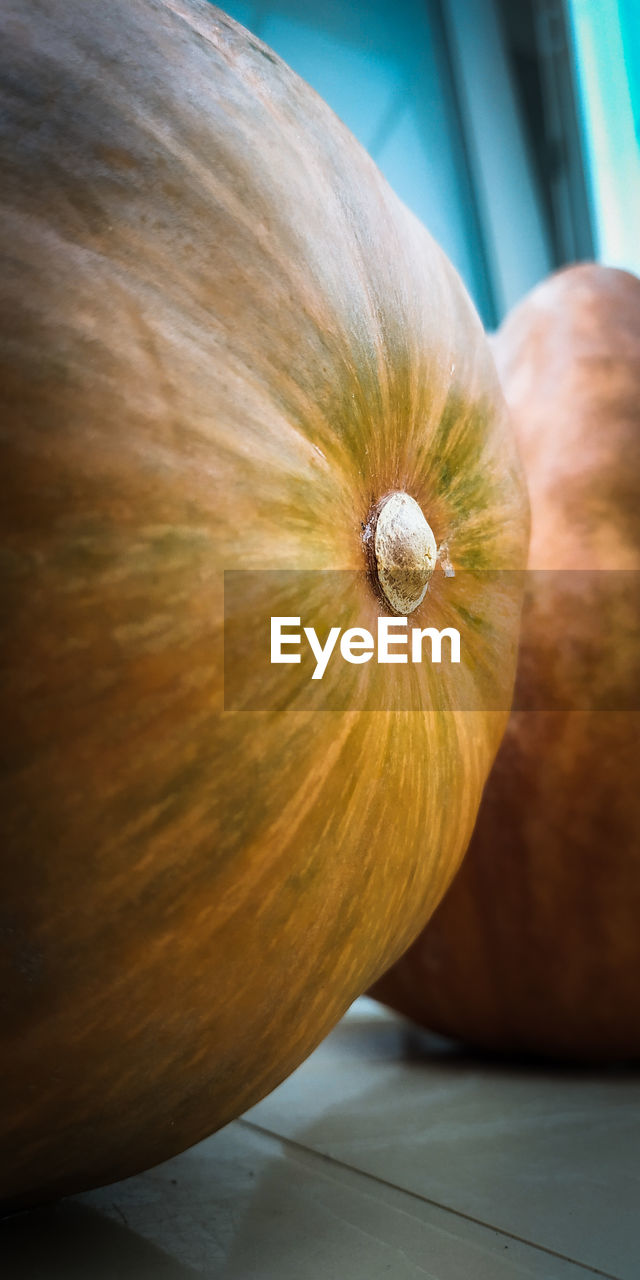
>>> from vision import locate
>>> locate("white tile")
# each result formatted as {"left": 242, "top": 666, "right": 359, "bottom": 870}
{"left": 1, "top": 1119, "right": 604, "bottom": 1279}
{"left": 245, "top": 998, "right": 640, "bottom": 1280}
{"left": 3, "top": 1000, "right": 633, "bottom": 1278}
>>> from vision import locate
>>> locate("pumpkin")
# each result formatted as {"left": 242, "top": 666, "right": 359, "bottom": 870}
{"left": 0, "top": 0, "right": 528, "bottom": 1207}
{"left": 371, "top": 264, "right": 640, "bottom": 1061}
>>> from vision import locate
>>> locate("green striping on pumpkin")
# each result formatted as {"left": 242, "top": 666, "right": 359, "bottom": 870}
{"left": 0, "top": 0, "right": 528, "bottom": 1208}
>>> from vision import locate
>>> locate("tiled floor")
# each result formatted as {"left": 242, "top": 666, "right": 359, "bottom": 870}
{"left": 3, "top": 999, "right": 638, "bottom": 1278}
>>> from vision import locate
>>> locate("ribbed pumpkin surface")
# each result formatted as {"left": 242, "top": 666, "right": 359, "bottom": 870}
{"left": 0, "top": 0, "right": 527, "bottom": 1205}
{"left": 371, "top": 265, "right": 640, "bottom": 1061}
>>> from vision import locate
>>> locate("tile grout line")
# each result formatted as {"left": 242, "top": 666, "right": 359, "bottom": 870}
{"left": 238, "top": 1117, "right": 622, "bottom": 1280}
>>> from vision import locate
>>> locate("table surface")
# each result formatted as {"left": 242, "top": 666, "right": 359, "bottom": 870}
{"left": 3, "top": 998, "right": 639, "bottom": 1279}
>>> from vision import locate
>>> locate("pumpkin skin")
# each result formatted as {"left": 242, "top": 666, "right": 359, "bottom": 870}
{"left": 371, "top": 264, "right": 640, "bottom": 1062}
{"left": 0, "top": 0, "right": 528, "bottom": 1207}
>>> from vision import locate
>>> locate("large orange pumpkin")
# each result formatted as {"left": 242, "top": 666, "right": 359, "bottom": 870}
{"left": 371, "top": 264, "right": 640, "bottom": 1061}
{"left": 0, "top": 0, "right": 528, "bottom": 1206}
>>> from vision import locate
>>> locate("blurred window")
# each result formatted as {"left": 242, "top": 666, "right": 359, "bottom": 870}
{"left": 566, "top": 0, "right": 640, "bottom": 276}
{"left": 217, "top": 1, "right": 621, "bottom": 323}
